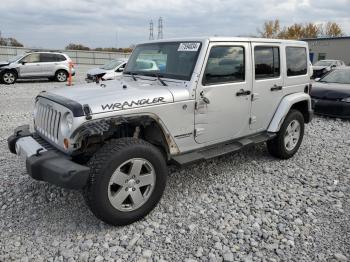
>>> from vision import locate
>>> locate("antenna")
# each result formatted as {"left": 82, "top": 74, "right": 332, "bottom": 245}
{"left": 149, "top": 20, "right": 154, "bottom": 40}
{"left": 157, "top": 17, "right": 163, "bottom": 39}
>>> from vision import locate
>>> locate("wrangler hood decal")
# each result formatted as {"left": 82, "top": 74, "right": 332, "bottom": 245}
{"left": 46, "top": 79, "right": 175, "bottom": 114}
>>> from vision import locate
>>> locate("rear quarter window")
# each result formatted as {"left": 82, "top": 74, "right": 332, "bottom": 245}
{"left": 286, "top": 47, "right": 307, "bottom": 76}
{"left": 56, "top": 54, "right": 67, "bottom": 62}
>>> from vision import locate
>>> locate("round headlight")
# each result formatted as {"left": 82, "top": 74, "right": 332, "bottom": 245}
{"left": 65, "top": 112, "right": 73, "bottom": 131}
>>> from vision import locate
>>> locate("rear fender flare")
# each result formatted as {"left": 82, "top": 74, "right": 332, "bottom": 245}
{"left": 268, "top": 93, "right": 312, "bottom": 133}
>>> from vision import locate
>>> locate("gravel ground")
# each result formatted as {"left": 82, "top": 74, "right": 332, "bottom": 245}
{"left": 0, "top": 66, "right": 349, "bottom": 262}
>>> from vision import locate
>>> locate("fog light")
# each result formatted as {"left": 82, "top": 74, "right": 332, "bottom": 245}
{"left": 63, "top": 138, "right": 69, "bottom": 150}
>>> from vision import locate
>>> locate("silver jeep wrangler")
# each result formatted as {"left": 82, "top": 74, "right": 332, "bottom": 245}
{"left": 8, "top": 37, "right": 313, "bottom": 225}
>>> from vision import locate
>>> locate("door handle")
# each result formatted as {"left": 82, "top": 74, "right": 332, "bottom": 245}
{"left": 270, "top": 84, "right": 282, "bottom": 91}
{"left": 236, "top": 89, "right": 251, "bottom": 96}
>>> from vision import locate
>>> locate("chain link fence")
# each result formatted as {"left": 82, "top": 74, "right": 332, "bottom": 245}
{"left": 0, "top": 46, "right": 131, "bottom": 65}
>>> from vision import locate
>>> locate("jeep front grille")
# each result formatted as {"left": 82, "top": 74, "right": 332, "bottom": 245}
{"left": 35, "top": 102, "right": 61, "bottom": 143}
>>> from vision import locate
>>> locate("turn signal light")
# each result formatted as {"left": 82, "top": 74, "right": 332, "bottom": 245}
{"left": 63, "top": 138, "right": 69, "bottom": 150}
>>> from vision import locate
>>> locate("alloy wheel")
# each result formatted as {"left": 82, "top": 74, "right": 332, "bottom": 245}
{"left": 108, "top": 158, "right": 156, "bottom": 212}
{"left": 284, "top": 120, "right": 301, "bottom": 151}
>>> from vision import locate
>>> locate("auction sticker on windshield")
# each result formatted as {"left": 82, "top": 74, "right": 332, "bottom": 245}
{"left": 178, "top": 43, "right": 200, "bottom": 51}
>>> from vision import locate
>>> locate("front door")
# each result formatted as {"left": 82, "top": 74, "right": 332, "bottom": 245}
{"left": 194, "top": 42, "right": 252, "bottom": 144}
{"left": 250, "top": 43, "right": 284, "bottom": 131}
{"left": 18, "top": 53, "right": 41, "bottom": 77}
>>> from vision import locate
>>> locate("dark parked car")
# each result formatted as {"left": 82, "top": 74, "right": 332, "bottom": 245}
{"left": 311, "top": 68, "right": 350, "bottom": 119}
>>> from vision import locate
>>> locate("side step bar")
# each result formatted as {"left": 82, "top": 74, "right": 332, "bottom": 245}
{"left": 172, "top": 132, "right": 275, "bottom": 166}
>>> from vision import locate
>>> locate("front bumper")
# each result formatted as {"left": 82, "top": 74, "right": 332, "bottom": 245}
{"left": 8, "top": 125, "right": 90, "bottom": 189}
{"left": 311, "top": 98, "right": 350, "bottom": 119}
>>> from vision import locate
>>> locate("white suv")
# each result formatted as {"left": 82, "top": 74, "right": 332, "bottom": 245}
{"left": 0, "top": 51, "right": 75, "bottom": 84}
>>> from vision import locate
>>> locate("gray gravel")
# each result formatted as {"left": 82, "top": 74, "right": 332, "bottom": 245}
{"left": 0, "top": 66, "right": 349, "bottom": 261}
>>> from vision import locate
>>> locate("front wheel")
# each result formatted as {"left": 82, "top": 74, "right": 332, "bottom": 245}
{"left": 267, "top": 109, "right": 305, "bottom": 159}
{"left": 1, "top": 70, "right": 17, "bottom": 84}
{"left": 84, "top": 138, "right": 167, "bottom": 226}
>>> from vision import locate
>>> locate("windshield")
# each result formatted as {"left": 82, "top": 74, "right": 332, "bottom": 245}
{"left": 100, "top": 60, "right": 124, "bottom": 70}
{"left": 124, "top": 41, "right": 202, "bottom": 81}
{"left": 314, "top": 61, "right": 333, "bottom": 67}
{"left": 320, "top": 70, "right": 350, "bottom": 84}
{"left": 8, "top": 54, "right": 23, "bottom": 63}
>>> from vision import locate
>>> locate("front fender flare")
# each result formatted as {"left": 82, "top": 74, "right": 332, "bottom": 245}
{"left": 267, "top": 93, "right": 312, "bottom": 133}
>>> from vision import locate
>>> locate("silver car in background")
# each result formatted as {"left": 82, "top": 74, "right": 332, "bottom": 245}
{"left": 86, "top": 59, "right": 127, "bottom": 82}
{"left": 0, "top": 51, "right": 75, "bottom": 84}
{"left": 311, "top": 59, "right": 345, "bottom": 79}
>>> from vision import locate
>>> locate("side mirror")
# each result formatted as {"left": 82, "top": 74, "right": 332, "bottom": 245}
{"left": 116, "top": 67, "right": 124, "bottom": 72}
{"left": 331, "top": 64, "right": 336, "bottom": 68}
{"left": 315, "top": 78, "right": 320, "bottom": 82}
{"left": 21, "top": 61, "right": 27, "bottom": 65}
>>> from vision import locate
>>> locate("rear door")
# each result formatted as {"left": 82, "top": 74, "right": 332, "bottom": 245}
{"left": 38, "top": 53, "right": 57, "bottom": 76}
{"left": 250, "top": 43, "right": 284, "bottom": 131}
{"left": 194, "top": 42, "right": 252, "bottom": 144}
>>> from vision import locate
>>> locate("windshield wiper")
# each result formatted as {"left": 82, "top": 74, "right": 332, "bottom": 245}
{"left": 148, "top": 73, "right": 167, "bottom": 86}
{"left": 124, "top": 71, "right": 138, "bottom": 81}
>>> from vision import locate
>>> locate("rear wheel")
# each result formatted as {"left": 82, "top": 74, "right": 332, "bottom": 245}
{"left": 267, "top": 109, "right": 304, "bottom": 159}
{"left": 1, "top": 70, "right": 17, "bottom": 84}
{"left": 55, "top": 70, "right": 68, "bottom": 82}
{"left": 84, "top": 138, "right": 167, "bottom": 226}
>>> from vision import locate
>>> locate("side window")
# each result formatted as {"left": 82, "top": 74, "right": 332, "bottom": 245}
{"left": 40, "top": 53, "right": 56, "bottom": 62}
{"left": 56, "top": 54, "right": 67, "bottom": 62}
{"left": 53, "top": 54, "right": 66, "bottom": 62}
{"left": 21, "top": 53, "right": 40, "bottom": 63}
{"left": 254, "top": 46, "right": 280, "bottom": 79}
{"left": 286, "top": 47, "right": 307, "bottom": 76}
{"left": 203, "top": 46, "right": 245, "bottom": 85}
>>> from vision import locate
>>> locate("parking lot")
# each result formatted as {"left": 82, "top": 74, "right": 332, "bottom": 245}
{"left": 0, "top": 65, "right": 349, "bottom": 261}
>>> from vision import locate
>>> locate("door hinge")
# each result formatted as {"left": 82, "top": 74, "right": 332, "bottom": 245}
{"left": 194, "top": 129, "right": 197, "bottom": 137}
{"left": 249, "top": 116, "right": 257, "bottom": 125}
{"left": 194, "top": 101, "right": 198, "bottom": 110}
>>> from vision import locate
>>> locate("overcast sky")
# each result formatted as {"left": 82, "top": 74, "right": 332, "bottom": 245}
{"left": 0, "top": 0, "right": 349, "bottom": 49}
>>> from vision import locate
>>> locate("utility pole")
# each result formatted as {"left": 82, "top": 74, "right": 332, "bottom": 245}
{"left": 149, "top": 20, "right": 154, "bottom": 40}
{"left": 157, "top": 17, "right": 163, "bottom": 39}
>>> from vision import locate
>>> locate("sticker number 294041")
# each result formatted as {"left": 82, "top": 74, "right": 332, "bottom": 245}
{"left": 178, "top": 42, "right": 200, "bottom": 51}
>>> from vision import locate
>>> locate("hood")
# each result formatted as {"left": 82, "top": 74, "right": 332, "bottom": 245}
{"left": 311, "top": 82, "right": 350, "bottom": 100}
{"left": 312, "top": 65, "right": 328, "bottom": 71}
{"left": 86, "top": 67, "right": 110, "bottom": 76}
{"left": 42, "top": 78, "right": 191, "bottom": 115}
{"left": 0, "top": 61, "right": 10, "bottom": 67}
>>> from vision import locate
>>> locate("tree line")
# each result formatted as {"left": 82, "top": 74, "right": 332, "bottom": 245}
{"left": 258, "top": 20, "right": 344, "bottom": 39}
{"left": 0, "top": 37, "right": 23, "bottom": 47}
{"left": 65, "top": 43, "right": 133, "bottom": 53}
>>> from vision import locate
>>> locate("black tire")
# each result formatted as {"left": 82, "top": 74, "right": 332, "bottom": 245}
{"left": 1, "top": 70, "right": 17, "bottom": 84}
{"left": 84, "top": 138, "right": 167, "bottom": 226}
{"left": 267, "top": 109, "right": 305, "bottom": 159}
{"left": 55, "top": 70, "right": 68, "bottom": 82}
